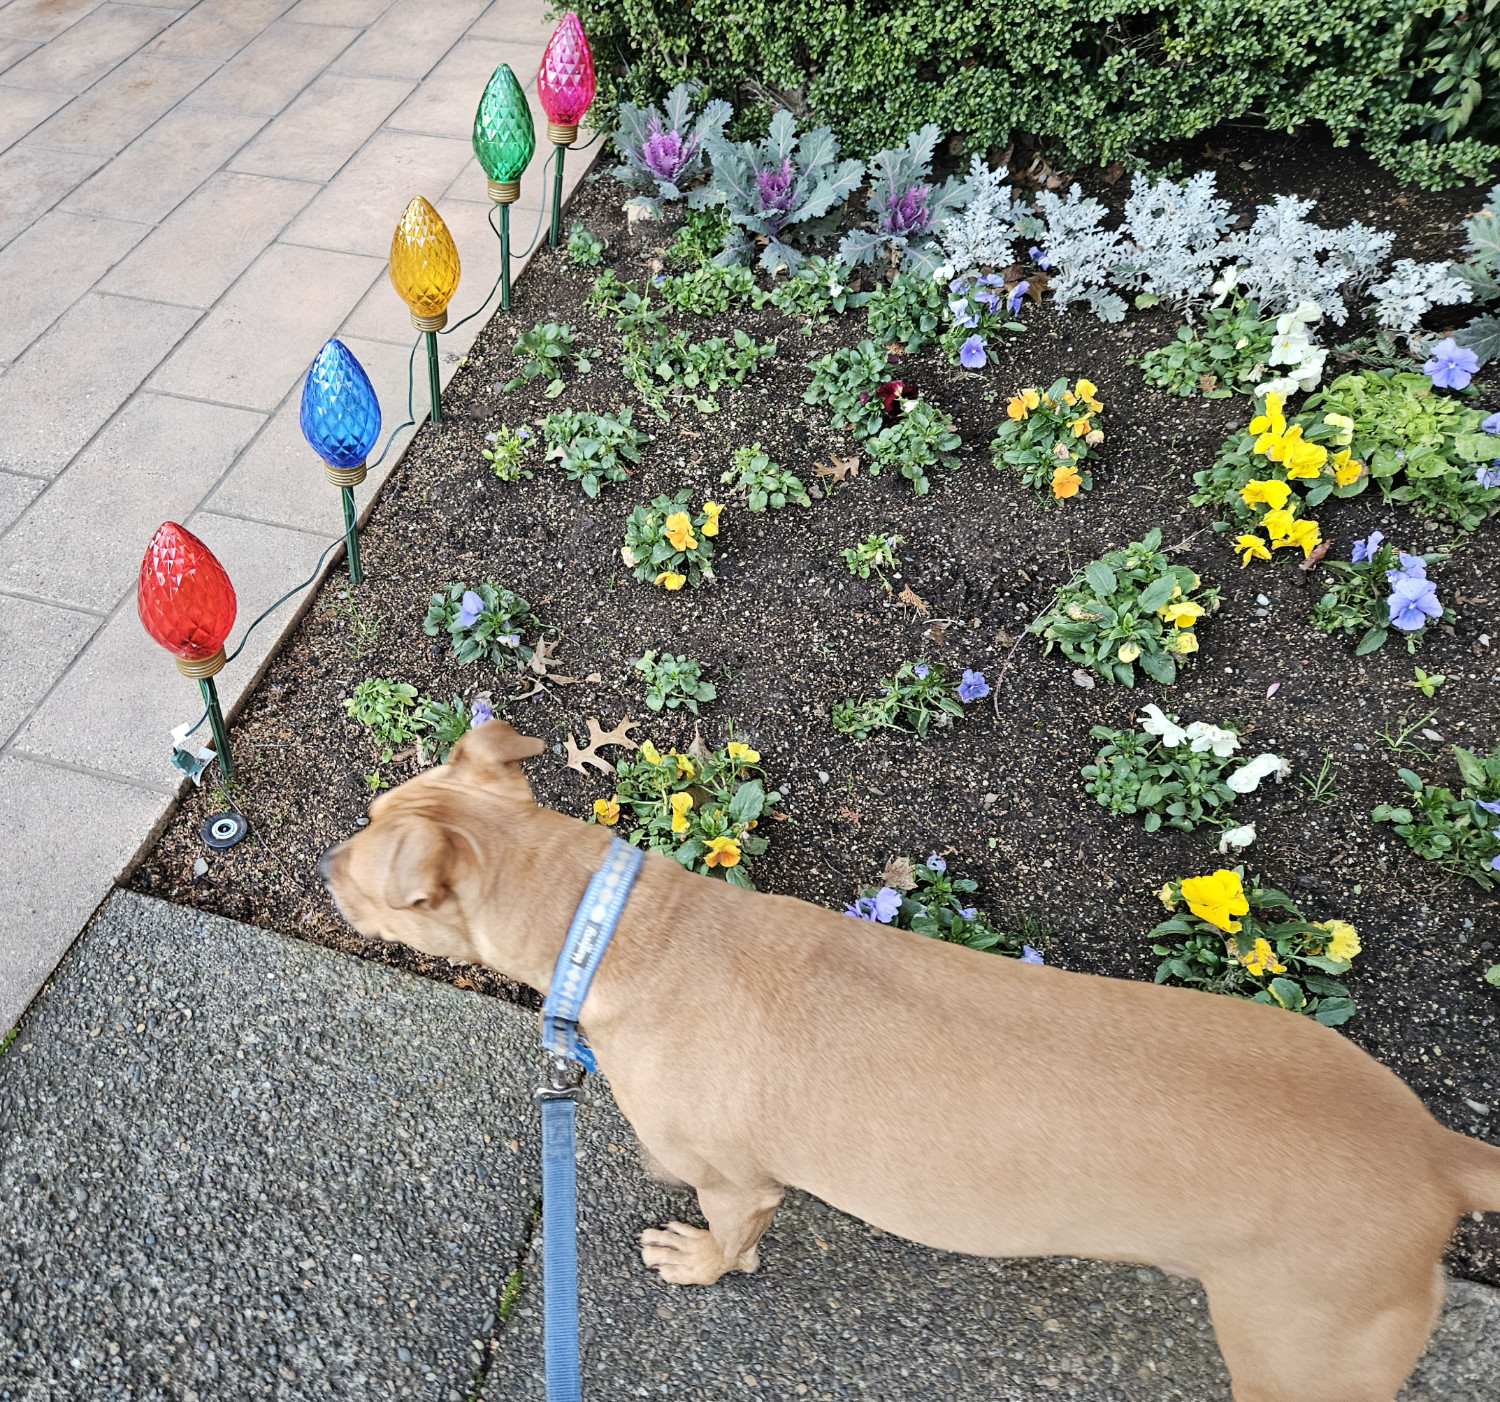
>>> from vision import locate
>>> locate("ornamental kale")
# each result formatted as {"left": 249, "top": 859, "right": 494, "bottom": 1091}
{"left": 836, "top": 124, "right": 968, "bottom": 277}
{"left": 611, "top": 83, "right": 732, "bottom": 207}
{"left": 1373, "top": 744, "right": 1500, "bottom": 890}
{"left": 845, "top": 855, "right": 1033, "bottom": 958}
{"left": 1452, "top": 185, "right": 1500, "bottom": 365}
{"left": 704, "top": 109, "right": 863, "bottom": 273}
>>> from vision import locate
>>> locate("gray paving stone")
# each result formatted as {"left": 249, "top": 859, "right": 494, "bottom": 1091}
{"left": 0, "top": 40, "right": 40, "bottom": 76}
{"left": 468, "top": 2, "right": 560, "bottom": 45}
{"left": 0, "top": 143, "right": 105, "bottom": 248}
{"left": 179, "top": 18, "right": 359, "bottom": 117}
{"left": 59, "top": 105, "right": 266, "bottom": 222}
{"left": 0, "top": 2, "right": 174, "bottom": 93}
{"left": 147, "top": 243, "right": 382, "bottom": 411}
{"left": 0, "top": 889, "right": 542, "bottom": 1398}
{"left": 0, "top": 82, "right": 68, "bottom": 149}
{"left": 0, "top": 0, "right": 108, "bottom": 46}
{"left": 228, "top": 70, "right": 413, "bottom": 183}
{"left": 384, "top": 35, "right": 523, "bottom": 139}
{"left": 99, "top": 172, "right": 318, "bottom": 309}
{"left": 145, "top": 0, "right": 300, "bottom": 62}
{"left": 0, "top": 592, "right": 99, "bottom": 747}
{"left": 0, "top": 391, "right": 263, "bottom": 611}
{"left": 22, "top": 50, "right": 217, "bottom": 155}
{"left": 12, "top": 511, "right": 332, "bottom": 787}
{"left": 0, "top": 471, "right": 44, "bottom": 534}
{"left": 330, "top": 0, "right": 491, "bottom": 82}
{"left": 0, "top": 754, "right": 166, "bottom": 1033}
{"left": 0, "top": 293, "right": 198, "bottom": 476}
{"left": 0, "top": 209, "right": 147, "bottom": 370}
{"left": 284, "top": 0, "right": 401, "bottom": 23}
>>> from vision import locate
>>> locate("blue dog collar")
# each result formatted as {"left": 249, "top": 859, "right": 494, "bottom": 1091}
{"left": 541, "top": 837, "right": 644, "bottom": 1071}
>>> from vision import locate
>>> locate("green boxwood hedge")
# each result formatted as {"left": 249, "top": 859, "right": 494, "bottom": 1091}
{"left": 569, "top": 0, "right": 1494, "bottom": 188}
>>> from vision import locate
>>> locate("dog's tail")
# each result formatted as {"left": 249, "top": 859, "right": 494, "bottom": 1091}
{"left": 1447, "top": 1127, "right": 1500, "bottom": 1213}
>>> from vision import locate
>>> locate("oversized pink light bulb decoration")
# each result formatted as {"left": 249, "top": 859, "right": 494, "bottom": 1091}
{"left": 537, "top": 11, "right": 595, "bottom": 146}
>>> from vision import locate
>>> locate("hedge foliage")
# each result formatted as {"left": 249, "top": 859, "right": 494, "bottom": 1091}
{"left": 569, "top": 0, "right": 1495, "bottom": 188}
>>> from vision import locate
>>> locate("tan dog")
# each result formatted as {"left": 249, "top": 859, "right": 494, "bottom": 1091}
{"left": 319, "top": 721, "right": 1500, "bottom": 1402}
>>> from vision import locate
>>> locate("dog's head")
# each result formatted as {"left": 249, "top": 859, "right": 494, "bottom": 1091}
{"left": 317, "top": 719, "right": 545, "bottom": 966}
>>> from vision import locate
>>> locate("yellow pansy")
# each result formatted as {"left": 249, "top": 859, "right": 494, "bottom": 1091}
{"left": 1070, "top": 416, "right": 1091, "bottom": 438}
{"left": 672, "top": 751, "right": 696, "bottom": 779}
{"left": 654, "top": 571, "right": 687, "bottom": 590}
{"left": 1052, "top": 463, "right": 1082, "bottom": 498}
{"left": 593, "top": 797, "right": 620, "bottom": 825}
{"left": 670, "top": 791, "right": 694, "bottom": 834}
{"left": 1074, "top": 379, "right": 1102, "bottom": 412}
{"left": 1157, "top": 883, "right": 1178, "bottom": 912}
{"left": 1158, "top": 599, "right": 1206, "bottom": 627}
{"left": 1062, "top": 390, "right": 1077, "bottom": 406}
{"left": 1240, "top": 478, "right": 1292, "bottom": 511}
{"left": 1279, "top": 426, "right": 1327, "bottom": 479}
{"left": 1261, "top": 507, "right": 1297, "bottom": 541}
{"left": 703, "top": 835, "right": 742, "bottom": 869}
{"left": 1179, "top": 869, "right": 1248, "bottom": 933}
{"left": 639, "top": 741, "right": 663, "bottom": 765}
{"left": 727, "top": 741, "right": 760, "bottom": 765}
{"left": 1322, "top": 412, "right": 1355, "bottom": 447}
{"left": 1117, "top": 642, "right": 1141, "bottom": 662}
{"left": 1332, "top": 450, "right": 1364, "bottom": 487}
{"left": 1272, "top": 516, "right": 1321, "bottom": 558}
{"left": 1248, "top": 392, "right": 1285, "bottom": 438}
{"left": 1006, "top": 388, "right": 1041, "bottom": 420}
{"left": 1241, "top": 936, "right": 1286, "bottom": 977}
{"left": 1169, "top": 630, "right": 1199, "bottom": 654}
{"left": 701, "top": 500, "right": 723, "bottom": 538}
{"left": 1316, "top": 920, "right": 1361, "bottom": 963}
{"left": 663, "top": 512, "right": 697, "bottom": 552}
{"left": 1236, "top": 533, "right": 1271, "bottom": 566}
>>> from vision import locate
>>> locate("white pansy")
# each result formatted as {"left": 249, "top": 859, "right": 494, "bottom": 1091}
{"left": 1217, "top": 822, "right": 1257, "bottom": 855}
{"left": 1258, "top": 375, "right": 1301, "bottom": 401}
{"left": 1140, "top": 703, "right": 1188, "bottom": 748}
{"left": 1267, "top": 329, "right": 1310, "bottom": 366}
{"left": 1290, "top": 346, "right": 1327, "bottom": 392}
{"left": 1210, "top": 265, "right": 1240, "bottom": 306}
{"left": 1226, "top": 752, "right": 1291, "bottom": 793}
{"left": 1184, "top": 721, "right": 1240, "bottom": 757}
{"left": 1275, "top": 300, "right": 1323, "bottom": 335}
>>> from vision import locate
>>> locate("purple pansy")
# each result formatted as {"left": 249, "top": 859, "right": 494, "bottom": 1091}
{"left": 1020, "top": 945, "right": 1045, "bottom": 964}
{"left": 1007, "top": 280, "right": 1029, "bottom": 315}
{"left": 1349, "top": 531, "right": 1383, "bottom": 563}
{"left": 1029, "top": 246, "right": 1052, "bottom": 269}
{"left": 913, "top": 663, "right": 930, "bottom": 679}
{"left": 471, "top": 699, "right": 494, "bottom": 725}
{"left": 959, "top": 906, "right": 977, "bottom": 919}
{"left": 1482, "top": 412, "right": 1500, "bottom": 434}
{"left": 974, "top": 287, "right": 1001, "bottom": 311}
{"left": 498, "top": 632, "right": 521, "bottom": 648}
{"left": 457, "top": 590, "right": 484, "bottom": 628}
{"left": 1387, "top": 575, "right": 1442, "bottom": 631}
{"left": 639, "top": 115, "right": 699, "bottom": 185}
{"left": 957, "top": 668, "right": 990, "bottom": 702}
{"left": 1423, "top": 337, "right": 1479, "bottom": 390}
{"left": 846, "top": 886, "right": 903, "bottom": 922}
{"left": 1386, "top": 552, "right": 1427, "bottom": 585}
{"left": 881, "top": 184, "right": 932, "bottom": 236}
{"left": 1476, "top": 798, "right": 1500, "bottom": 815}
{"left": 1477, "top": 464, "right": 1500, "bottom": 489}
{"left": 1491, "top": 854, "right": 1500, "bottom": 871}
{"left": 959, "top": 335, "right": 987, "bottom": 370}
{"left": 926, "top": 854, "right": 946, "bottom": 873}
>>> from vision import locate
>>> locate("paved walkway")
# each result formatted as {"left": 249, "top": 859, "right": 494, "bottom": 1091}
{"left": 3, "top": 890, "right": 1496, "bottom": 1401}
{"left": 0, "top": 0, "right": 587, "bottom": 1034}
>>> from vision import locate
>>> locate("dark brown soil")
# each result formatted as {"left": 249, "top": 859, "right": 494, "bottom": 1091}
{"left": 132, "top": 124, "right": 1500, "bottom": 1283}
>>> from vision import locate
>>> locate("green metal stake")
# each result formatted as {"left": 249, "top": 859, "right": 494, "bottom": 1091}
{"left": 341, "top": 484, "right": 363, "bottom": 587}
{"left": 549, "top": 144, "right": 566, "bottom": 248}
{"left": 199, "top": 676, "right": 235, "bottom": 780}
{"left": 500, "top": 202, "right": 512, "bottom": 311}
{"left": 424, "top": 329, "right": 443, "bottom": 425}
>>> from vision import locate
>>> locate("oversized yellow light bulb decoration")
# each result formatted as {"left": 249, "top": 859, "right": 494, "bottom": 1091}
{"left": 388, "top": 196, "right": 461, "bottom": 332}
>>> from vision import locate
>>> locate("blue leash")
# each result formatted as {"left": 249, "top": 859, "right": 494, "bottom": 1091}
{"left": 535, "top": 838, "right": 645, "bottom": 1401}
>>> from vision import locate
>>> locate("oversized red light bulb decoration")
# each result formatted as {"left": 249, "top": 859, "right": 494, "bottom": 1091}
{"left": 138, "top": 521, "right": 238, "bottom": 777}
{"left": 537, "top": 11, "right": 595, "bottom": 247}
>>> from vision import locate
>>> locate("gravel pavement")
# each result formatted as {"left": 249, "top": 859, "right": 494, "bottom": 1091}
{"left": 0, "top": 889, "right": 1495, "bottom": 1401}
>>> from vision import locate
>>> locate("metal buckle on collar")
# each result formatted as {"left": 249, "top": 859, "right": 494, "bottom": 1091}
{"left": 535, "top": 1055, "right": 585, "bottom": 1104}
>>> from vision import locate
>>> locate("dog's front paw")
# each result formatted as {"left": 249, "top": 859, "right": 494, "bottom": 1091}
{"left": 639, "top": 1221, "right": 732, "bottom": 1286}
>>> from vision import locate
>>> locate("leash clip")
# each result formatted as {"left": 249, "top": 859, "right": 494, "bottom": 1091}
{"left": 535, "top": 1055, "right": 585, "bottom": 1104}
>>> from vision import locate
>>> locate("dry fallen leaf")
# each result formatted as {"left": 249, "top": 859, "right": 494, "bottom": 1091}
{"left": 994, "top": 629, "right": 1018, "bottom": 648}
{"left": 564, "top": 716, "right": 640, "bottom": 776}
{"left": 1101, "top": 161, "right": 1125, "bottom": 185}
{"left": 1197, "top": 373, "right": 1219, "bottom": 393}
{"left": 1298, "top": 540, "right": 1332, "bottom": 573}
{"left": 815, "top": 454, "right": 859, "bottom": 483}
{"left": 836, "top": 806, "right": 862, "bottom": 824}
{"left": 529, "top": 638, "right": 560, "bottom": 677}
{"left": 881, "top": 855, "right": 917, "bottom": 890}
{"left": 924, "top": 621, "right": 948, "bottom": 644}
{"left": 1203, "top": 144, "right": 1228, "bottom": 160}
{"left": 898, "top": 584, "right": 929, "bottom": 616}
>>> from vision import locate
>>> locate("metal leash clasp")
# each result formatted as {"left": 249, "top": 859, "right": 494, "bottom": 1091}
{"left": 535, "top": 1055, "right": 585, "bottom": 1104}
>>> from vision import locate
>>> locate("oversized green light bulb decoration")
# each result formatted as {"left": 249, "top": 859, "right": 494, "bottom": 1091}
{"left": 473, "top": 63, "right": 534, "bottom": 311}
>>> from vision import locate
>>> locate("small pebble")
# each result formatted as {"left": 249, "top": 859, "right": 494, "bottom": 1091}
{"left": 1071, "top": 669, "right": 1095, "bottom": 690}
{"left": 1256, "top": 594, "right": 1270, "bottom": 606}
{"left": 192, "top": 858, "right": 208, "bottom": 878}
{"left": 817, "top": 771, "right": 830, "bottom": 784}
{"left": 1422, "top": 729, "right": 1444, "bottom": 742}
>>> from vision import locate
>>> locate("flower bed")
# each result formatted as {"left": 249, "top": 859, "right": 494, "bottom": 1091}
{"left": 135, "top": 126, "right": 1498, "bottom": 1283}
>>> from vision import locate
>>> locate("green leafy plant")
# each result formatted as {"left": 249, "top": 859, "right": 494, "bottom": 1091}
{"left": 845, "top": 854, "right": 1035, "bottom": 957}
{"left": 666, "top": 206, "right": 732, "bottom": 267}
{"left": 566, "top": 220, "right": 607, "bottom": 266}
{"left": 504, "top": 322, "right": 599, "bottom": 397}
{"left": 324, "top": 594, "right": 384, "bottom": 660}
{"left": 721, "top": 442, "right": 810, "bottom": 510}
{"left": 864, "top": 271, "right": 945, "bottom": 351}
{"left": 621, "top": 324, "right": 776, "bottom": 416}
{"left": 414, "top": 695, "right": 474, "bottom": 763}
{"left": 832, "top": 660, "right": 987, "bottom": 739}
{"left": 480, "top": 424, "right": 534, "bottom": 482}
{"left": 767, "top": 255, "right": 869, "bottom": 327}
{"left": 1372, "top": 744, "right": 1500, "bottom": 889}
{"left": 867, "top": 398, "right": 960, "bottom": 495}
{"left": 1151, "top": 869, "right": 1360, "bottom": 1025}
{"left": 990, "top": 375, "right": 1104, "bottom": 498}
{"left": 1030, "top": 529, "right": 1218, "bottom": 686}
{"left": 1410, "top": 666, "right": 1447, "bottom": 697}
{"left": 423, "top": 582, "right": 538, "bottom": 668}
{"left": 592, "top": 737, "right": 778, "bottom": 888}
{"left": 585, "top": 269, "right": 643, "bottom": 319}
{"left": 937, "top": 273, "right": 1027, "bottom": 365}
{"left": 802, "top": 340, "right": 897, "bottom": 437}
{"left": 345, "top": 679, "right": 421, "bottom": 760}
{"left": 621, "top": 490, "right": 721, "bottom": 589}
{"left": 1139, "top": 296, "right": 1277, "bottom": 398}
{"left": 653, "top": 261, "right": 767, "bottom": 315}
{"left": 1309, "top": 539, "right": 1451, "bottom": 655}
{"left": 841, "top": 532, "right": 902, "bottom": 584}
{"left": 541, "top": 407, "right": 648, "bottom": 497}
{"left": 633, "top": 650, "right": 717, "bottom": 713}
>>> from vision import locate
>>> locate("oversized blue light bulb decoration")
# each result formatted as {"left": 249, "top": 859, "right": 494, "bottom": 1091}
{"left": 300, "top": 338, "right": 380, "bottom": 587}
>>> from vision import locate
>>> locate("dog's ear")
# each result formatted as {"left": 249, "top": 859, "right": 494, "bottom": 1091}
{"left": 383, "top": 815, "right": 456, "bottom": 911}
{"left": 448, "top": 718, "right": 545, "bottom": 796}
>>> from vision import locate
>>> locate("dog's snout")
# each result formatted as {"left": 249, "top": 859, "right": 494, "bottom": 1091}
{"left": 316, "top": 845, "right": 340, "bottom": 886}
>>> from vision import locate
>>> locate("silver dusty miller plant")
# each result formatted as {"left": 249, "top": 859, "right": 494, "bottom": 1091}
{"left": 705, "top": 110, "right": 864, "bottom": 274}
{"left": 1366, "top": 260, "right": 1472, "bottom": 348}
{"left": 1113, "top": 171, "right": 1235, "bottom": 309}
{"left": 836, "top": 123, "right": 968, "bottom": 277}
{"left": 938, "top": 157, "right": 1027, "bottom": 275}
{"left": 611, "top": 83, "right": 732, "bottom": 212}
{"left": 1218, "top": 195, "right": 1393, "bottom": 325}
{"left": 1020, "top": 185, "right": 1126, "bottom": 323}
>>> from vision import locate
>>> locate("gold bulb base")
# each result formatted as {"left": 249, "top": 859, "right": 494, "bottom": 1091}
{"left": 174, "top": 646, "right": 226, "bottom": 680}
{"left": 487, "top": 178, "right": 521, "bottom": 204}
{"left": 547, "top": 122, "right": 578, "bottom": 147}
{"left": 325, "top": 460, "right": 367, "bottom": 488}
{"left": 410, "top": 308, "right": 448, "bottom": 332}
